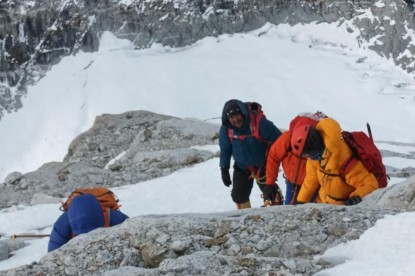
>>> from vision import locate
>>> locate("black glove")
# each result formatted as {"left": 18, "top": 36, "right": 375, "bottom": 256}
{"left": 345, "top": 196, "right": 362, "bottom": 206}
{"left": 221, "top": 167, "right": 231, "bottom": 187}
{"left": 263, "top": 184, "right": 283, "bottom": 205}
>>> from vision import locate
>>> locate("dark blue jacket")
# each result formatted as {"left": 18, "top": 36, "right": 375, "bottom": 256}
{"left": 48, "top": 194, "right": 128, "bottom": 252}
{"left": 219, "top": 99, "right": 282, "bottom": 170}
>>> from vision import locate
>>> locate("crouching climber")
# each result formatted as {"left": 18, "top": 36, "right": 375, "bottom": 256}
{"left": 48, "top": 188, "right": 129, "bottom": 252}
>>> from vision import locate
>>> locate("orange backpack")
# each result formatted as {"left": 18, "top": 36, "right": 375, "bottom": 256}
{"left": 60, "top": 187, "right": 120, "bottom": 227}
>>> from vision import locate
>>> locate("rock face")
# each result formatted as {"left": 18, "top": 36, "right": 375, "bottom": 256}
{"left": 0, "top": 110, "right": 219, "bottom": 209}
{"left": 3, "top": 178, "right": 415, "bottom": 275}
{"left": 0, "top": 0, "right": 414, "bottom": 119}
{"left": 0, "top": 201, "right": 402, "bottom": 275}
{"left": 361, "top": 175, "right": 415, "bottom": 210}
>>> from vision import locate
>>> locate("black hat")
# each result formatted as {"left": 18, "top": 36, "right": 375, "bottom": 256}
{"left": 224, "top": 101, "right": 241, "bottom": 117}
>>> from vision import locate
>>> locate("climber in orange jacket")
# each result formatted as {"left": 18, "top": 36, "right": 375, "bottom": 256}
{"left": 266, "top": 114, "right": 322, "bottom": 204}
{"left": 291, "top": 117, "right": 379, "bottom": 205}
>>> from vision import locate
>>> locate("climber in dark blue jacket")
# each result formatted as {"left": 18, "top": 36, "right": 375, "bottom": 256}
{"left": 48, "top": 194, "right": 128, "bottom": 252}
{"left": 219, "top": 99, "right": 283, "bottom": 209}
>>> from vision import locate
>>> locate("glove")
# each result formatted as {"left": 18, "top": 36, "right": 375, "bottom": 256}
{"left": 345, "top": 196, "right": 362, "bottom": 206}
{"left": 263, "top": 185, "right": 276, "bottom": 203}
{"left": 221, "top": 167, "right": 231, "bottom": 187}
{"left": 263, "top": 184, "right": 283, "bottom": 205}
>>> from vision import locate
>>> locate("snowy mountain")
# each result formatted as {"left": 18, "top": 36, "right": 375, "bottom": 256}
{"left": 1, "top": 0, "right": 415, "bottom": 118}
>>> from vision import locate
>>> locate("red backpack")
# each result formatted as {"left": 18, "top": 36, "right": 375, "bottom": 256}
{"left": 227, "top": 102, "right": 268, "bottom": 144}
{"left": 339, "top": 124, "right": 388, "bottom": 188}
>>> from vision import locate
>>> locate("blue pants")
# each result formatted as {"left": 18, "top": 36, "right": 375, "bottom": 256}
{"left": 285, "top": 181, "right": 296, "bottom": 205}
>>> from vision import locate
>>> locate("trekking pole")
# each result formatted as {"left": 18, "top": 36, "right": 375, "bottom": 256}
{"left": 366, "top": 123, "right": 373, "bottom": 142}
{"left": 11, "top": 234, "right": 50, "bottom": 239}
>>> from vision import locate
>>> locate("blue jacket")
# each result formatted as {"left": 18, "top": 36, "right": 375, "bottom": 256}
{"left": 219, "top": 99, "right": 282, "bottom": 170}
{"left": 48, "top": 194, "right": 129, "bottom": 252}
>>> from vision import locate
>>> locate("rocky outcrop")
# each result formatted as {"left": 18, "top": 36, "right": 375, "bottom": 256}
{"left": 0, "top": 110, "right": 219, "bottom": 209}
{"left": 0, "top": 201, "right": 401, "bottom": 275}
{"left": 0, "top": 0, "right": 414, "bottom": 119}
{"left": 4, "top": 177, "right": 415, "bottom": 275}
{"left": 361, "top": 175, "right": 415, "bottom": 210}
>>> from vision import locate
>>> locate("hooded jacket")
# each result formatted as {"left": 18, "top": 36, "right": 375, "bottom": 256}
{"left": 266, "top": 116, "right": 318, "bottom": 185}
{"left": 296, "top": 118, "right": 379, "bottom": 204}
{"left": 48, "top": 194, "right": 128, "bottom": 252}
{"left": 219, "top": 99, "right": 281, "bottom": 171}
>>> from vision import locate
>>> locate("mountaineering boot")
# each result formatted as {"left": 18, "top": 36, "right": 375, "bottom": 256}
{"left": 236, "top": 201, "right": 251, "bottom": 209}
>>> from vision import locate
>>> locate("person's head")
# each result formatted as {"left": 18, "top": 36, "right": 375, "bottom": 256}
{"left": 291, "top": 125, "right": 325, "bottom": 160}
{"left": 223, "top": 100, "right": 244, "bottom": 128}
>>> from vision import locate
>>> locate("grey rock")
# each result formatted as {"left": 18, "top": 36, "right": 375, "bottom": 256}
{"left": 0, "top": 111, "right": 219, "bottom": 209}
{"left": 170, "top": 240, "right": 187, "bottom": 254}
{"left": 4, "top": 172, "right": 22, "bottom": 185}
{"left": 2, "top": 202, "right": 402, "bottom": 275}
{"left": 361, "top": 175, "right": 415, "bottom": 211}
{"left": 30, "top": 193, "right": 62, "bottom": 205}
{"left": 140, "top": 243, "right": 169, "bottom": 268}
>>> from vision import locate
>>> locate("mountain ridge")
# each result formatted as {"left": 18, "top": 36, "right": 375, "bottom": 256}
{"left": 0, "top": 0, "right": 414, "bottom": 118}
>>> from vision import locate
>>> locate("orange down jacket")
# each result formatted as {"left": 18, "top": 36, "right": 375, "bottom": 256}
{"left": 266, "top": 131, "right": 307, "bottom": 185}
{"left": 296, "top": 118, "right": 379, "bottom": 205}
{"left": 266, "top": 116, "right": 318, "bottom": 186}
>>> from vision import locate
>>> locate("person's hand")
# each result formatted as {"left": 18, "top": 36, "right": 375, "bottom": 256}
{"left": 221, "top": 167, "right": 231, "bottom": 187}
{"left": 263, "top": 184, "right": 284, "bottom": 206}
{"left": 263, "top": 184, "right": 276, "bottom": 203}
{"left": 345, "top": 196, "right": 362, "bottom": 206}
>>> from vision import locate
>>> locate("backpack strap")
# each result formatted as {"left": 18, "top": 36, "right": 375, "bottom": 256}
{"left": 247, "top": 103, "right": 267, "bottom": 144}
{"left": 103, "top": 207, "right": 110, "bottom": 228}
{"left": 339, "top": 156, "right": 358, "bottom": 183}
{"left": 60, "top": 190, "right": 82, "bottom": 211}
{"left": 326, "top": 194, "right": 349, "bottom": 202}
{"left": 227, "top": 102, "right": 268, "bottom": 144}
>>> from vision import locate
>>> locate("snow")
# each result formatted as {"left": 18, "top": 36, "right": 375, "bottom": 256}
{"left": 316, "top": 212, "right": 415, "bottom": 276}
{"left": 377, "top": 143, "right": 415, "bottom": 154}
{"left": 0, "top": 22, "right": 415, "bottom": 274}
{"left": 1, "top": 23, "right": 414, "bottom": 181}
{"left": 383, "top": 157, "right": 415, "bottom": 169}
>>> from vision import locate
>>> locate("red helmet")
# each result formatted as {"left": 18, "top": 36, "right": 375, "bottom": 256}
{"left": 291, "top": 125, "right": 311, "bottom": 156}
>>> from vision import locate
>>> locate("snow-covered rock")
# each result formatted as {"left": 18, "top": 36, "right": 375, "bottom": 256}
{"left": 1, "top": 0, "right": 414, "bottom": 119}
